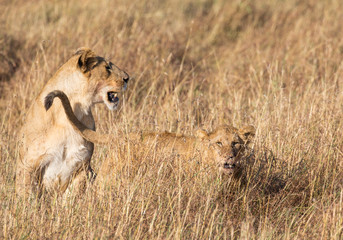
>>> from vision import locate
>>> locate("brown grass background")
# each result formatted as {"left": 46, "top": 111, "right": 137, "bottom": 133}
{"left": 1, "top": 0, "right": 343, "bottom": 238}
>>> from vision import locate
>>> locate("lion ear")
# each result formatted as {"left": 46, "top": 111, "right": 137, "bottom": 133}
{"left": 238, "top": 125, "right": 256, "bottom": 143}
{"left": 195, "top": 129, "right": 209, "bottom": 139}
{"left": 75, "top": 47, "right": 98, "bottom": 73}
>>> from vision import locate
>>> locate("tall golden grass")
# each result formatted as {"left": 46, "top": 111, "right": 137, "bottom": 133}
{"left": 1, "top": 0, "right": 343, "bottom": 238}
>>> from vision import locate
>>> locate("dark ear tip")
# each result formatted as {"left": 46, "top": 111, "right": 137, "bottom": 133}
{"left": 76, "top": 47, "right": 97, "bottom": 73}
{"left": 74, "top": 47, "right": 92, "bottom": 55}
{"left": 77, "top": 56, "right": 84, "bottom": 71}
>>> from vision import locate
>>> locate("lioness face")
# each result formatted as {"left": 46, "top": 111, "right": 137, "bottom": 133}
{"left": 77, "top": 48, "right": 129, "bottom": 110}
{"left": 92, "top": 60, "right": 129, "bottom": 110}
{"left": 202, "top": 125, "right": 255, "bottom": 176}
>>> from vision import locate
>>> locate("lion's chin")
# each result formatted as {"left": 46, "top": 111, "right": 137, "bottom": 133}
{"left": 104, "top": 99, "right": 119, "bottom": 110}
{"left": 220, "top": 167, "right": 236, "bottom": 175}
{"left": 103, "top": 91, "right": 120, "bottom": 110}
{"left": 219, "top": 162, "right": 240, "bottom": 176}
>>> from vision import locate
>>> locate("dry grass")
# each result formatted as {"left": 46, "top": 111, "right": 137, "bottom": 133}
{"left": 1, "top": 0, "right": 343, "bottom": 238}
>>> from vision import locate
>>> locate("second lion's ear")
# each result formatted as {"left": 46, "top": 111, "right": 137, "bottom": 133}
{"left": 76, "top": 48, "right": 97, "bottom": 73}
{"left": 238, "top": 125, "right": 256, "bottom": 143}
{"left": 195, "top": 129, "right": 208, "bottom": 139}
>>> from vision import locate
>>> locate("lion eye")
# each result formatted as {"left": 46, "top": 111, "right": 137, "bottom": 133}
{"left": 216, "top": 141, "right": 223, "bottom": 147}
{"left": 105, "top": 65, "right": 112, "bottom": 71}
{"left": 232, "top": 142, "right": 240, "bottom": 149}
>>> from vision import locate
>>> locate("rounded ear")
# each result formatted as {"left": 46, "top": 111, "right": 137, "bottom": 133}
{"left": 238, "top": 125, "right": 255, "bottom": 142}
{"left": 195, "top": 129, "right": 209, "bottom": 139}
{"left": 75, "top": 47, "right": 97, "bottom": 73}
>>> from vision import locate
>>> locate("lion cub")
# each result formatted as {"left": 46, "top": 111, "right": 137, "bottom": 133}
{"left": 98, "top": 125, "right": 255, "bottom": 182}
{"left": 16, "top": 48, "right": 129, "bottom": 198}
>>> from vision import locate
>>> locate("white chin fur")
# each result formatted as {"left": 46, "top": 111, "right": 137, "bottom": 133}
{"left": 104, "top": 100, "right": 119, "bottom": 110}
{"left": 99, "top": 89, "right": 120, "bottom": 110}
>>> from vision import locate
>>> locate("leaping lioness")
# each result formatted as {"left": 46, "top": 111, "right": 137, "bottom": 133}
{"left": 16, "top": 48, "right": 129, "bottom": 198}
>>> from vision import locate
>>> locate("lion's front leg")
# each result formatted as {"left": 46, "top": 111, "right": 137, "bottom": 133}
{"left": 15, "top": 162, "right": 31, "bottom": 200}
{"left": 15, "top": 154, "right": 47, "bottom": 200}
{"left": 64, "top": 163, "right": 96, "bottom": 197}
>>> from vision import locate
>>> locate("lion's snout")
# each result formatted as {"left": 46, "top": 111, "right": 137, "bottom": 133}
{"left": 121, "top": 72, "right": 129, "bottom": 91}
{"left": 223, "top": 156, "right": 237, "bottom": 169}
{"left": 223, "top": 162, "right": 236, "bottom": 169}
{"left": 122, "top": 73, "right": 129, "bottom": 83}
{"left": 218, "top": 153, "right": 240, "bottom": 175}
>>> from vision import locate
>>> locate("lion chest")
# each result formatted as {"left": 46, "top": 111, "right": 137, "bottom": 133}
{"left": 42, "top": 128, "right": 94, "bottom": 190}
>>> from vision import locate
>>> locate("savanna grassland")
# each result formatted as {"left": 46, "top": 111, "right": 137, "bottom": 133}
{"left": 1, "top": 0, "right": 343, "bottom": 239}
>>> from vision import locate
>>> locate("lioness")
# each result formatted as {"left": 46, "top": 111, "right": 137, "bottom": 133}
{"left": 97, "top": 125, "right": 255, "bottom": 181}
{"left": 16, "top": 48, "right": 129, "bottom": 198}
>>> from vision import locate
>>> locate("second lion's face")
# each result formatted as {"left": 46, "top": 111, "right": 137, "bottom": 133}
{"left": 203, "top": 125, "right": 255, "bottom": 177}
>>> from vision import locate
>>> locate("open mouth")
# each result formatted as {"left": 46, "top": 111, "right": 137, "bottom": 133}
{"left": 107, "top": 91, "right": 119, "bottom": 103}
{"left": 223, "top": 163, "right": 236, "bottom": 169}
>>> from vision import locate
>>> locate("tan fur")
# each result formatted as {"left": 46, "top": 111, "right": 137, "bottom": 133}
{"left": 41, "top": 91, "right": 255, "bottom": 181}
{"left": 16, "top": 47, "right": 129, "bottom": 198}
{"left": 98, "top": 125, "right": 255, "bottom": 181}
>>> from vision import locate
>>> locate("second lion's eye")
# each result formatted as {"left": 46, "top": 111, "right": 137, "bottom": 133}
{"left": 232, "top": 142, "right": 240, "bottom": 149}
{"left": 105, "top": 65, "right": 111, "bottom": 71}
{"left": 216, "top": 141, "right": 223, "bottom": 147}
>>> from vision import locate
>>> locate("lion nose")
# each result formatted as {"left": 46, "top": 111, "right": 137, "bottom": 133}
{"left": 122, "top": 72, "right": 129, "bottom": 83}
{"left": 123, "top": 76, "right": 129, "bottom": 83}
